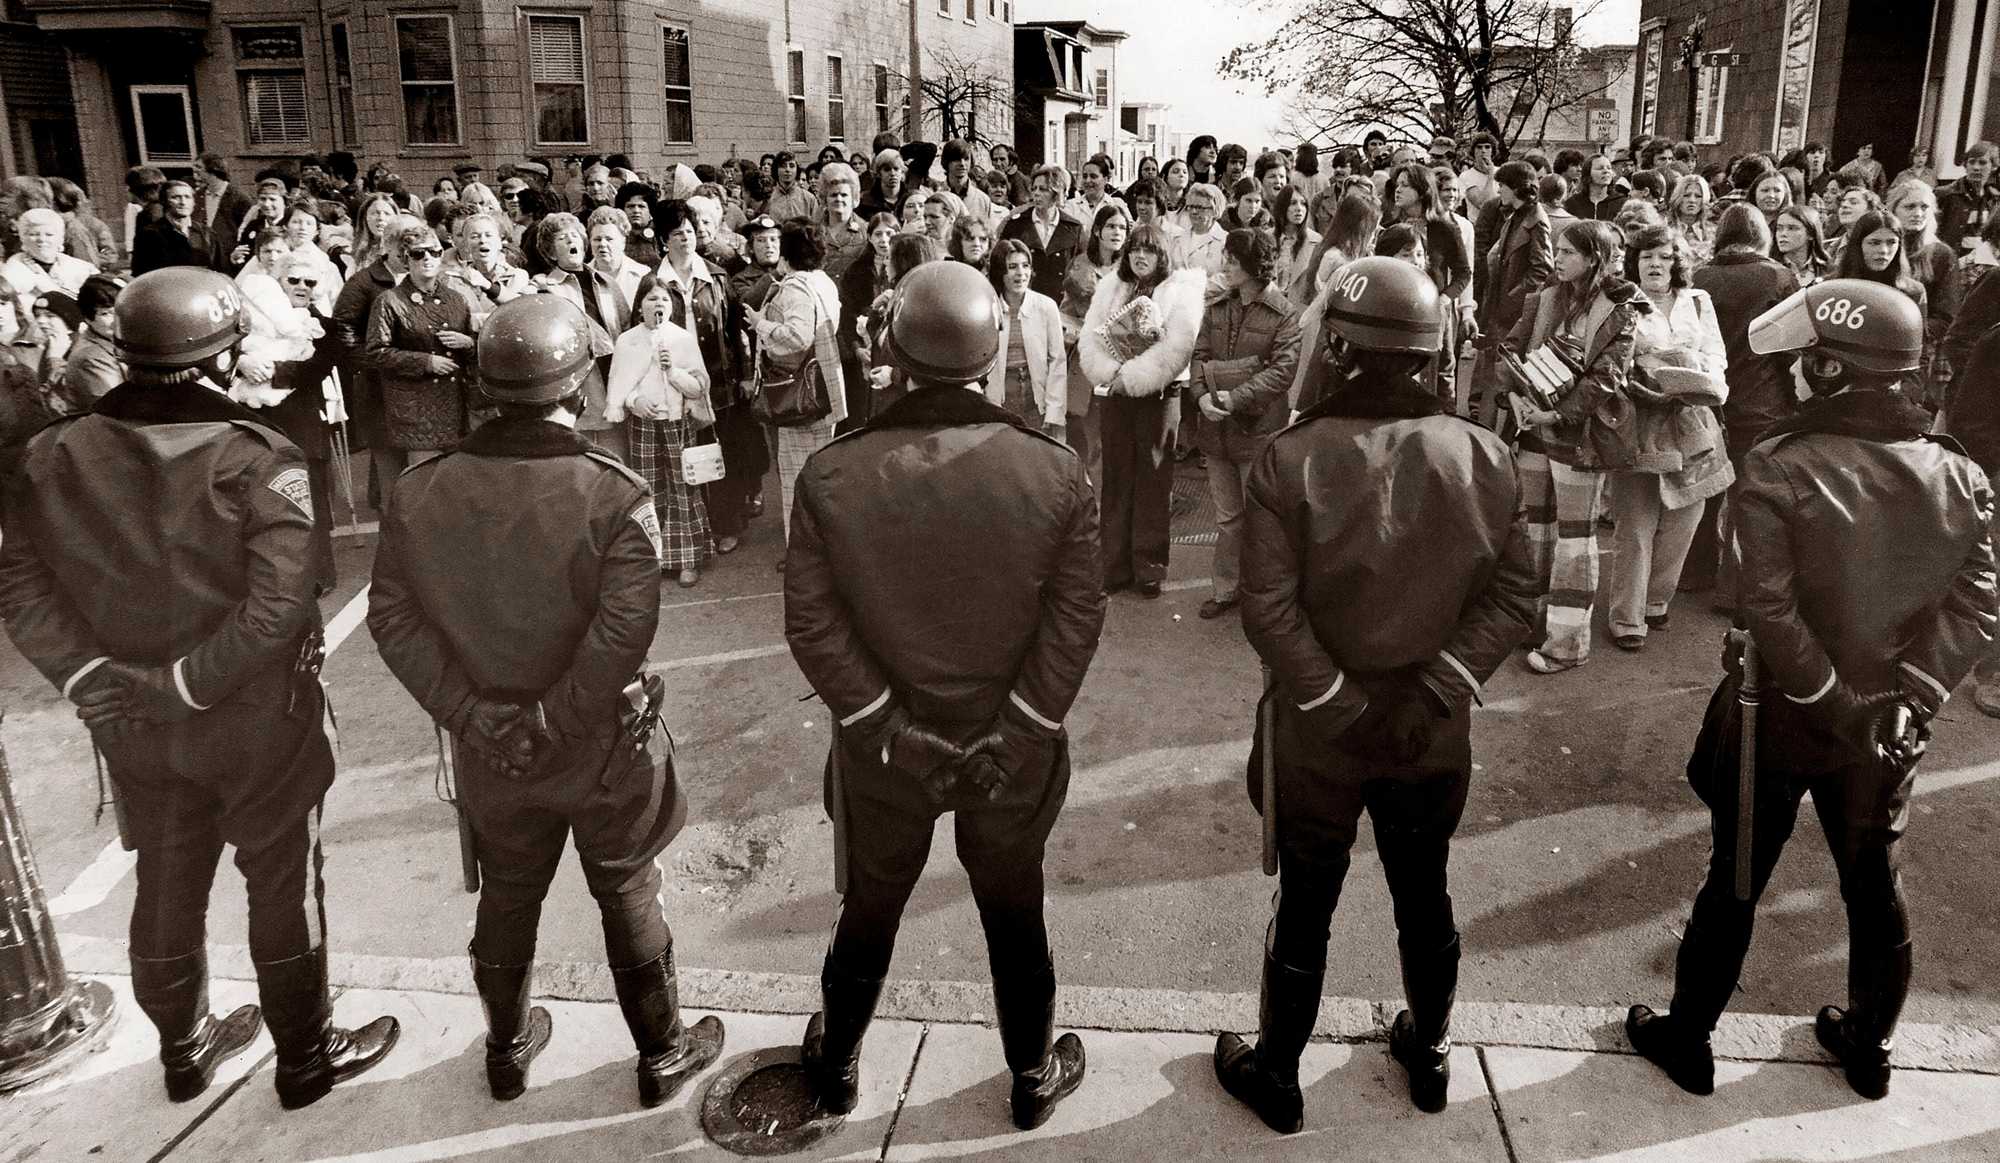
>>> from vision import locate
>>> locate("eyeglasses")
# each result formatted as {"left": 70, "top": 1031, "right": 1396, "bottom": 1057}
{"left": 284, "top": 276, "right": 320, "bottom": 288}
{"left": 405, "top": 246, "right": 443, "bottom": 259}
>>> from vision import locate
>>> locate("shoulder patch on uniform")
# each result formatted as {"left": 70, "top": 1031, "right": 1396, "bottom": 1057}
{"left": 586, "top": 448, "right": 650, "bottom": 490}
{"left": 629, "top": 501, "right": 663, "bottom": 563}
{"left": 267, "top": 467, "right": 315, "bottom": 519}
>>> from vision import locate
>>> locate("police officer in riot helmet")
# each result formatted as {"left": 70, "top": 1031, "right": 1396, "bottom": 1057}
{"left": 0, "top": 267, "right": 399, "bottom": 1109}
{"left": 367, "top": 295, "right": 724, "bottom": 1106}
{"left": 1627, "top": 278, "right": 1996, "bottom": 1100}
{"left": 1218, "top": 257, "right": 1538, "bottom": 1131}
{"left": 784, "top": 260, "right": 1105, "bottom": 1130}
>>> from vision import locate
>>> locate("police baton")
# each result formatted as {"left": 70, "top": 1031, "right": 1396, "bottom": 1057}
{"left": 434, "top": 727, "right": 479, "bottom": 894}
{"left": 1260, "top": 667, "right": 1278, "bottom": 878}
{"left": 1729, "top": 629, "right": 1758, "bottom": 903}
{"left": 829, "top": 737, "right": 850, "bottom": 896}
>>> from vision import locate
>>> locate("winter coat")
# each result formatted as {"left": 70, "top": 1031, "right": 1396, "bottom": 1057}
{"left": 784, "top": 385, "right": 1102, "bottom": 736}
{"left": 605, "top": 319, "right": 710, "bottom": 424}
{"left": 754, "top": 269, "right": 848, "bottom": 425}
{"left": 1505, "top": 279, "right": 1641, "bottom": 468}
{"left": 1000, "top": 207, "right": 1085, "bottom": 302}
{"left": 364, "top": 279, "right": 474, "bottom": 451}
{"left": 1078, "top": 267, "right": 1208, "bottom": 398}
{"left": 985, "top": 290, "right": 1068, "bottom": 428}
{"left": 1621, "top": 288, "right": 1735, "bottom": 507}
{"left": 1481, "top": 201, "right": 1553, "bottom": 338}
{"left": 1691, "top": 251, "right": 1800, "bottom": 442}
{"left": 1190, "top": 282, "right": 1302, "bottom": 460}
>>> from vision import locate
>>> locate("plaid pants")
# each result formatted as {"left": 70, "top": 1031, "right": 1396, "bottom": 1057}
{"left": 628, "top": 416, "right": 710, "bottom": 571}
{"left": 1517, "top": 449, "right": 1605, "bottom": 664}
{"left": 771, "top": 416, "right": 837, "bottom": 540}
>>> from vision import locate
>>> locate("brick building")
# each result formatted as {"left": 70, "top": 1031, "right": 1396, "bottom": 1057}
{"left": 1631, "top": 0, "right": 2000, "bottom": 177}
{"left": 9, "top": 0, "right": 1011, "bottom": 227}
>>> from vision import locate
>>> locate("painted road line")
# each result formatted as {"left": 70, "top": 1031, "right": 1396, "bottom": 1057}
{"left": 661, "top": 589, "right": 783, "bottom": 611}
{"left": 333, "top": 520, "right": 379, "bottom": 538}
{"left": 647, "top": 643, "right": 792, "bottom": 672}
{"left": 50, "top": 583, "right": 378, "bottom": 914}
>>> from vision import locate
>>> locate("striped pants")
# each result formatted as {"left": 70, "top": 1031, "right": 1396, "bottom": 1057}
{"left": 1516, "top": 449, "right": 1606, "bottom": 664}
{"left": 771, "top": 416, "right": 838, "bottom": 541}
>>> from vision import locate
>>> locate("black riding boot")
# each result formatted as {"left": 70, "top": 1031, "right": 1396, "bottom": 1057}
{"left": 1817, "top": 940, "right": 1912, "bottom": 1100}
{"left": 1214, "top": 947, "right": 1324, "bottom": 1134}
{"left": 995, "top": 962, "right": 1085, "bottom": 1131}
{"left": 611, "top": 944, "right": 725, "bottom": 1108}
{"left": 800, "top": 966, "right": 886, "bottom": 1114}
{"left": 130, "top": 949, "right": 264, "bottom": 1102}
{"left": 470, "top": 949, "right": 553, "bottom": 1101}
{"left": 1628, "top": 915, "right": 1738, "bottom": 1096}
{"left": 255, "top": 946, "right": 400, "bottom": 1110}
{"left": 1389, "top": 934, "right": 1459, "bottom": 1114}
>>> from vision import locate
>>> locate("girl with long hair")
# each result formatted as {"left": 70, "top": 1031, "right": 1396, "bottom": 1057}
{"left": 1159, "top": 157, "right": 1191, "bottom": 213}
{"left": 1388, "top": 162, "right": 1472, "bottom": 404}
{"left": 1270, "top": 183, "right": 1321, "bottom": 304}
{"left": 1473, "top": 160, "right": 1554, "bottom": 423}
{"left": 1079, "top": 223, "right": 1207, "bottom": 597}
{"left": 1771, "top": 204, "right": 1832, "bottom": 287}
{"left": 1187, "top": 136, "right": 1220, "bottom": 188}
{"left": 351, "top": 192, "right": 405, "bottom": 274}
{"left": 1503, "top": 220, "right": 1640, "bottom": 672}
{"left": 1058, "top": 203, "right": 1133, "bottom": 480}
{"left": 1290, "top": 192, "right": 1383, "bottom": 410}
{"left": 1886, "top": 181, "right": 1961, "bottom": 408}
{"left": 1667, "top": 174, "right": 1714, "bottom": 265}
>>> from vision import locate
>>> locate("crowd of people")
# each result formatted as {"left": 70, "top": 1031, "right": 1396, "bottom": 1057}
{"left": 1, "top": 111, "right": 1996, "bottom": 1144}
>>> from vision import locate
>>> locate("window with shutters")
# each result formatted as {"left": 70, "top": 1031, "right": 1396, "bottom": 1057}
{"left": 527, "top": 13, "right": 588, "bottom": 145}
{"left": 662, "top": 24, "right": 694, "bottom": 145}
{"left": 826, "top": 55, "right": 845, "bottom": 142}
{"left": 328, "top": 21, "right": 356, "bottom": 146}
{"left": 787, "top": 48, "right": 807, "bottom": 144}
{"left": 395, "top": 14, "right": 460, "bottom": 145}
{"left": 874, "top": 62, "right": 890, "bottom": 136}
{"left": 233, "top": 25, "right": 310, "bottom": 149}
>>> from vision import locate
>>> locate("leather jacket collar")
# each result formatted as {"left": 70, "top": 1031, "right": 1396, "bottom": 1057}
{"left": 1303, "top": 370, "right": 1450, "bottom": 422}
{"left": 95, "top": 379, "right": 266, "bottom": 426}
{"left": 867, "top": 384, "right": 1039, "bottom": 434}
{"left": 458, "top": 416, "right": 596, "bottom": 458}
{"left": 1757, "top": 387, "right": 1941, "bottom": 448}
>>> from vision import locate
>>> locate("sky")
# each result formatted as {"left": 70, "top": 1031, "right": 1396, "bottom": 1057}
{"left": 1013, "top": 0, "right": 1642, "bottom": 150}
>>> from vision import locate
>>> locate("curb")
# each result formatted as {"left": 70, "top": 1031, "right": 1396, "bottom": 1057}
{"left": 59, "top": 933, "right": 2000, "bottom": 1076}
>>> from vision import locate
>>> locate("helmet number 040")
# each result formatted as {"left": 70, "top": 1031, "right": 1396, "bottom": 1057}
{"left": 1814, "top": 296, "right": 1867, "bottom": 330}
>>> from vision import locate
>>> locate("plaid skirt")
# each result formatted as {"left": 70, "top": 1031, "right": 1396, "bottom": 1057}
{"left": 628, "top": 415, "right": 710, "bottom": 571}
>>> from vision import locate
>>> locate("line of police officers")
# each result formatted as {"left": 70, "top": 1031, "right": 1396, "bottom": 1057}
{"left": 0, "top": 251, "right": 1988, "bottom": 1132}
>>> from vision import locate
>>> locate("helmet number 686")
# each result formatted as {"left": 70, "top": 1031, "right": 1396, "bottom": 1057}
{"left": 1814, "top": 297, "right": 1868, "bottom": 329}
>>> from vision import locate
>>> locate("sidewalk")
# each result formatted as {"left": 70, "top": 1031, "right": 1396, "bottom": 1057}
{"left": 7, "top": 963, "right": 2000, "bottom": 1163}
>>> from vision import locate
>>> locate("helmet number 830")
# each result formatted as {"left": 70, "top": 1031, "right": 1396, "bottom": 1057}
{"left": 1814, "top": 296, "right": 1868, "bottom": 330}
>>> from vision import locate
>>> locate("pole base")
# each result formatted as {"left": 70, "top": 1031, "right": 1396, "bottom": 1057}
{"left": 0, "top": 979, "right": 117, "bottom": 1092}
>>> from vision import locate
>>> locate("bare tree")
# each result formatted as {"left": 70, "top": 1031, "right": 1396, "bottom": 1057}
{"left": 1223, "top": 0, "right": 1619, "bottom": 153}
{"left": 893, "top": 45, "right": 1013, "bottom": 149}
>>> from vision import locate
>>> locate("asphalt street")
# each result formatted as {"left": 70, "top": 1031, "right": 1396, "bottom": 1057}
{"left": 7, "top": 461, "right": 1999, "bottom": 1038}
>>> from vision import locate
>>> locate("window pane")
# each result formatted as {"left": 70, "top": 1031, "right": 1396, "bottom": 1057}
{"left": 337, "top": 88, "right": 357, "bottom": 143}
{"left": 663, "top": 27, "right": 690, "bottom": 87}
{"left": 244, "top": 70, "right": 310, "bottom": 145}
{"left": 788, "top": 50, "right": 804, "bottom": 97}
{"left": 666, "top": 97, "right": 693, "bottom": 144}
{"left": 234, "top": 25, "right": 304, "bottom": 61}
{"left": 135, "top": 91, "right": 192, "bottom": 161}
{"left": 875, "top": 63, "right": 888, "bottom": 104}
{"left": 529, "top": 16, "right": 584, "bottom": 83}
{"left": 397, "top": 17, "right": 454, "bottom": 83}
{"left": 791, "top": 100, "right": 807, "bottom": 143}
{"left": 331, "top": 22, "right": 351, "bottom": 81}
{"left": 536, "top": 85, "right": 587, "bottom": 143}
{"left": 827, "top": 57, "right": 842, "bottom": 96}
{"left": 404, "top": 84, "right": 458, "bottom": 144}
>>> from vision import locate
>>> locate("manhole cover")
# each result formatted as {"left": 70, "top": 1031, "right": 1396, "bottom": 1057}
{"left": 699, "top": 1046, "right": 849, "bottom": 1156}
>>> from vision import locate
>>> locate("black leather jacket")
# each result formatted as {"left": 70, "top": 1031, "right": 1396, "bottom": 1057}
{"left": 1736, "top": 390, "right": 1996, "bottom": 719}
{"left": 1241, "top": 383, "right": 1539, "bottom": 730}
{"left": 784, "top": 386, "right": 1104, "bottom": 737}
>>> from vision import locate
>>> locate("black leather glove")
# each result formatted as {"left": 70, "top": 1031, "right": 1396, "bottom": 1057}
{"left": 95, "top": 661, "right": 197, "bottom": 728}
{"left": 1351, "top": 678, "right": 1453, "bottom": 766}
{"left": 1870, "top": 695, "right": 1931, "bottom": 776}
{"left": 71, "top": 665, "right": 135, "bottom": 736}
{"left": 960, "top": 708, "right": 1048, "bottom": 803}
{"left": 856, "top": 707, "right": 971, "bottom": 804}
{"left": 450, "top": 698, "right": 536, "bottom": 778}
{"left": 1819, "top": 682, "right": 1903, "bottom": 760}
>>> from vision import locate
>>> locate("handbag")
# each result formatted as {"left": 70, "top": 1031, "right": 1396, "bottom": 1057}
{"left": 752, "top": 277, "right": 837, "bottom": 428}
{"left": 682, "top": 435, "right": 725, "bottom": 485}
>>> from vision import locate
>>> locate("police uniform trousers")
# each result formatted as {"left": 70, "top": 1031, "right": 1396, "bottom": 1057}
{"left": 1248, "top": 680, "right": 1471, "bottom": 975}
{"left": 825, "top": 727, "right": 1071, "bottom": 1005}
{"left": 101, "top": 676, "right": 337, "bottom": 965}
{"left": 1671, "top": 674, "right": 1916, "bottom": 1034}
{"left": 457, "top": 720, "right": 686, "bottom": 970}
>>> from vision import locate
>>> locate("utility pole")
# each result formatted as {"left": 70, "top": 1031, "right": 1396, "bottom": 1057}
{"left": 1678, "top": 12, "right": 1708, "bottom": 142}
{"left": 908, "top": 0, "right": 923, "bottom": 140}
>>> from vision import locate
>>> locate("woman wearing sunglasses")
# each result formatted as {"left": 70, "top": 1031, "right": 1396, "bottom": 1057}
{"left": 365, "top": 224, "right": 476, "bottom": 465}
